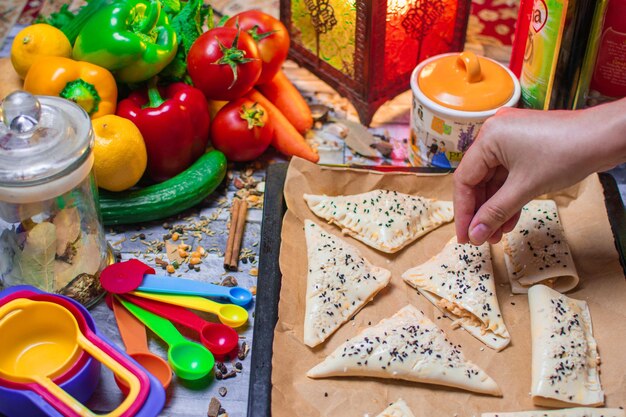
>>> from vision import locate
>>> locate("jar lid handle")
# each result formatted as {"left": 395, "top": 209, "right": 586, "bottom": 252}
{"left": 1, "top": 91, "right": 41, "bottom": 134}
{"left": 458, "top": 51, "right": 483, "bottom": 84}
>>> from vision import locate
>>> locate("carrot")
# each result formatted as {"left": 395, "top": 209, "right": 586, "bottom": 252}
{"left": 257, "top": 71, "right": 313, "bottom": 134}
{"left": 247, "top": 89, "right": 319, "bottom": 163}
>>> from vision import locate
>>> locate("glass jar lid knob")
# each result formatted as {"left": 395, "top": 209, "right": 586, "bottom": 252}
{"left": 1, "top": 91, "right": 41, "bottom": 134}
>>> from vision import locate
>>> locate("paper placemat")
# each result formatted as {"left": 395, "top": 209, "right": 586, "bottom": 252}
{"left": 272, "top": 157, "right": 626, "bottom": 417}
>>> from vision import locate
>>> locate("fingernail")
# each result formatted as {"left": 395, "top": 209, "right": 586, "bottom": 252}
{"left": 469, "top": 223, "right": 491, "bottom": 244}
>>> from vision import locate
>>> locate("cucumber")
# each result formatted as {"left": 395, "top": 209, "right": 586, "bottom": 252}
{"left": 98, "top": 150, "right": 227, "bottom": 226}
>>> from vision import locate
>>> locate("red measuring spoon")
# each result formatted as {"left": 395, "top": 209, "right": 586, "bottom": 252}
{"left": 120, "top": 294, "right": 239, "bottom": 360}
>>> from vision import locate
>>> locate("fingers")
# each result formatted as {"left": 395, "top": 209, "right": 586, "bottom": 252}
{"left": 453, "top": 130, "right": 500, "bottom": 244}
{"left": 467, "top": 177, "right": 529, "bottom": 245}
{"left": 454, "top": 180, "right": 476, "bottom": 244}
{"left": 501, "top": 210, "right": 521, "bottom": 233}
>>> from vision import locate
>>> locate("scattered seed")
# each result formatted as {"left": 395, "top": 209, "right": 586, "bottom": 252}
{"left": 178, "top": 248, "right": 189, "bottom": 258}
{"left": 221, "top": 276, "right": 238, "bottom": 287}
{"left": 218, "top": 387, "right": 227, "bottom": 397}
{"left": 215, "top": 370, "right": 223, "bottom": 380}
{"left": 139, "top": 233, "right": 146, "bottom": 240}
{"left": 222, "top": 370, "right": 237, "bottom": 379}
{"left": 249, "top": 267, "right": 258, "bottom": 277}
{"left": 238, "top": 342, "right": 249, "bottom": 360}
{"left": 172, "top": 232, "right": 180, "bottom": 241}
{"left": 249, "top": 286, "right": 257, "bottom": 296}
{"left": 162, "top": 222, "right": 171, "bottom": 230}
{"left": 207, "top": 397, "right": 221, "bottom": 417}
{"left": 190, "top": 257, "right": 201, "bottom": 265}
{"left": 235, "top": 362, "right": 243, "bottom": 370}
{"left": 216, "top": 362, "right": 227, "bottom": 374}
{"left": 233, "top": 177, "right": 245, "bottom": 189}
{"left": 166, "top": 265, "right": 175, "bottom": 274}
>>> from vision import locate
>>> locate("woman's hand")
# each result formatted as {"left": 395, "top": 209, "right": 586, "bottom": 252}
{"left": 453, "top": 98, "right": 626, "bottom": 245}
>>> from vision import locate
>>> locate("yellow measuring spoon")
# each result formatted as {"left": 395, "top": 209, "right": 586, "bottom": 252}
{"left": 129, "top": 291, "right": 248, "bottom": 328}
{"left": 0, "top": 299, "right": 142, "bottom": 417}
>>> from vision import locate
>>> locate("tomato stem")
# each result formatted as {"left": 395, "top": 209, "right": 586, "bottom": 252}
{"left": 213, "top": 25, "right": 256, "bottom": 89}
{"left": 239, "top": 102, "right": 265, "bottom": 129}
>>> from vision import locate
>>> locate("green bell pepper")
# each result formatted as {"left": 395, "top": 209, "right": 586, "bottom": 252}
{"left": 72, "top": 0, "right": 178, "bottom": 83}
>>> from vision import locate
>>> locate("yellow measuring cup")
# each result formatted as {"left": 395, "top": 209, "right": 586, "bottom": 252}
{"left": 0, "top": 299, "right": 142, "bottom": 417}
{"left": 129, "top": 291, "right": 249, "bottom": 328}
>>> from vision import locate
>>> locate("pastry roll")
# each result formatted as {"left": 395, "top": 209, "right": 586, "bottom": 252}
{"left": 482, "top": 408, "right": 624, "bottom": 417}
{"left": 303, "top": 220, "right": 391, "bottom": 347}
{"left": 375, "top": 399, "right": 416, "bottom": 417}
{"left": 529, "top": 285, "right": 603, "bottom": 407}
{"left": 304, "top": 190, "right": 453, "bottom": 253}
{"left": 402, "top": 238, "right": 510, "bottom": 351}
{"left": 503, "top": 200, "right": 579, "bottom": 294}
{"left": 307, "top": 305, "right": 502, "bottom": 396}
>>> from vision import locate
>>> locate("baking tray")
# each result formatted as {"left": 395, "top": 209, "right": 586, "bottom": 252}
{"left": 247, "top": 163, "right": 626, "bottom": 417}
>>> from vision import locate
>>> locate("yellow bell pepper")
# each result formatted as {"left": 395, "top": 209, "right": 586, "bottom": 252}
{"left": 23, "top": 56, "right": 117, "bottom": 118}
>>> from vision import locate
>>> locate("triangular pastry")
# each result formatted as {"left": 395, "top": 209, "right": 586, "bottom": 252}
{"left": 375, "top": 399, "right": 416, "bottom": 417}
{"left": 304, "top": 220, "right": 391, "bottom": 347}
{"left": 307, "top": 305, "right": 502, "bottom": 396}
{"left": 303, "top": 190, "right": 453, "bottom": 253}
{"left": 402, "top": 238, "right": 510, "bottom": 351}
{"left": 529, "top": 285, "right": 603, "bottom": 407}
{"left": 482, "top": 409, "right": 625, "bottom": 417}
{"left": 503, "top": 200, "right": 579, "bottom": 294}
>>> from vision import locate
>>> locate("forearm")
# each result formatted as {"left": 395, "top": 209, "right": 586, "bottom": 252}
{"left": 579, "top": 97, "right": 626, "bottom": 172}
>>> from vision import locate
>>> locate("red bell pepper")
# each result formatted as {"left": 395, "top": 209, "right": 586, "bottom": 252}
{"left": 116, "top": 82, "right": 211, "bottom": 182}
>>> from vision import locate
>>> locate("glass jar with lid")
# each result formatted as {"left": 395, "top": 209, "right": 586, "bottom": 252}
{"left": 0, "top": 91, "right": 110, "bottom": 307}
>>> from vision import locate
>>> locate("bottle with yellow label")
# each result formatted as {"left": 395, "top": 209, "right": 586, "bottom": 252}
{"left": 520, "top": 0, "right": 598, "bottom": 110}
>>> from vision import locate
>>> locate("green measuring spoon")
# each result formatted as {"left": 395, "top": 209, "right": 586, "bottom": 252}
{"left": 118, "top": 298, "right": 215, "bottom": 381}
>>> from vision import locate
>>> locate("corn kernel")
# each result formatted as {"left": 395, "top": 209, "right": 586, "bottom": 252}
{"left": 171, "top": 232, "right": 180, "bottom": 241}
{"left": 190, "top": 257, "right": 201, "bottom": 265}
{"left": 166, "top": 264, "right": 175, "bottom": 274}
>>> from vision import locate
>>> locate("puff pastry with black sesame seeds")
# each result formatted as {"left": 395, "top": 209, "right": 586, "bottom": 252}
{"left": 303, "top": 190, "right": 454, "bottom": 253}
{"left": 303, "top": 220, "right": 391, "bottom": 347}
{"left": 503, "top": 200, "right": 579, "bottom": 294}
{"left": 402, "top": 238, "right": 510, "bottom": 351}
{"left": 529, "top": 285, "right": 603, "bottom": 408}
{"left": 375, "top": 399, "right": 416, "bottom": 417}
{"left": 307, "top": 305, "right": 502, "bottom": 396}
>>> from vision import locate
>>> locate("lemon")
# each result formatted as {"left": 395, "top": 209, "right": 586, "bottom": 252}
{"left": 11, "top": 24, "right": 72, "bottom": 79}
{"left": 92, "top": 115, "right": 147, "bottom": 192}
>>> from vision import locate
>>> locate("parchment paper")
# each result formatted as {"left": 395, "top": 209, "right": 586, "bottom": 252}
{"left": 272, "top": 157, "right": 626, "bottom": 417}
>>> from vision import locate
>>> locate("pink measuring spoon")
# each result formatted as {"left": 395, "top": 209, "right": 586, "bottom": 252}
{"left": 121, "top": 294, "right": 239, "bottom": 360}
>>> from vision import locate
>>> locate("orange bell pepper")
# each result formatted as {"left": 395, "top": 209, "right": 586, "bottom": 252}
{"left": 23, "top": 56, "right": 117, "bottom": 118}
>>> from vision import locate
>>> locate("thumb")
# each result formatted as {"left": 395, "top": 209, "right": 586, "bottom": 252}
{"left": 468, "top": 181, "right": 530, "bottom": 245}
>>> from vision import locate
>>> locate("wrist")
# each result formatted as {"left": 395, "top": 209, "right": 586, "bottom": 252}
{"left": 580, "top": 98, "right": 626, "bottom": 172}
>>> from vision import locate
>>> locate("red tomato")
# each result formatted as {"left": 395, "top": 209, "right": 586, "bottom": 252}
{"left": 225, "top": 11, "right": 290, "bottom": 85}
{"left": 210, "top": 98, "right": 274, "bottom": 161}
{"left": 188, "top": 27, "right": 262, "bottom": 101}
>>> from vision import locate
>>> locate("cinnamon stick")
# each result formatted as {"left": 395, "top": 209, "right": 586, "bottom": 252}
{"left": 228, "top": 200, "right": 248, "bottom": 270}
{"left": 223, "top": 198, "right": 241, "bottom": 269}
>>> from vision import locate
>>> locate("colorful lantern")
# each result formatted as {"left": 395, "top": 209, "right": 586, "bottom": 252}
{"left": 281, "top": 0, "right": 471, "bottom": 125}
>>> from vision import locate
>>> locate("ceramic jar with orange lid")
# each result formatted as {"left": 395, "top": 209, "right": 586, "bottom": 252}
{"left": 409, "top": 51, "right": 520, "bottom": 168}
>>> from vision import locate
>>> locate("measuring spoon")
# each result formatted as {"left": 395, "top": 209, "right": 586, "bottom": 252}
{"left": 129, "top": 291, "right": 248, "bottom": 328}
{"left": 100, "top": 259, "right": 253, "bottom": 306}
{"left": 112, "top": 297, "right": 172, "bottom": 391}
{"left": 118, "top": 299, "right": 215, "bottom": 381}
{"left": 0, "top": 299, "right": 144, "bottom": 417}
{"left": 121, "top": 294, "right": 239, "bottom": 359}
